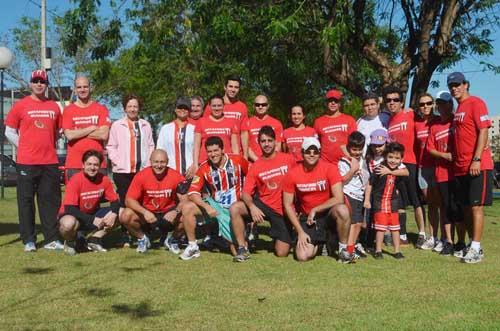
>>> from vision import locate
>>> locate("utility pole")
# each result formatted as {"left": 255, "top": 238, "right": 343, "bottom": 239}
{"left": 41, "top": 0, "right": 46, "bottom": 71}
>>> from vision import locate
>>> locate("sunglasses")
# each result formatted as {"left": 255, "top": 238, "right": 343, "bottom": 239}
{"left": 31, "top": 79, "right": 47, "bottom": 84}
{"left": 327, "top": 98, "right": 340, "bottom": 104}
{"left": 385, "top": 97, "right": 401, "bottom": 103}
{"left": 419, "top": 101, "right": 433, "bottom": 107}
{"left": 302, "top": 149, "right": 320, "bottom": 155}
{"left": 254, "top": 103, "right": 268, "bottom": 107}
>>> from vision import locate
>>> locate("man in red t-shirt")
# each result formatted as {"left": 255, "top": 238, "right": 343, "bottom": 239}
{"left": 448, "top": 72, "right": 494, "bottom": 264}
{"left": 120, "top": 149, "right": 187, "bottom": 254}
{"left": 313, "top": 89, "right": 356, "bottom": 164}
{"left": 59, "top": 150, "right": 119, "bottom": 255}
{"left": 203, "top": 75, "right": 248, "bottom": 124}
{"left": 62, "top": 76, "right": 111, "bottom": 181}
{"left": 282, "top": 137, "right": 353, "bottom": 263}
{"left": 193, "top": 94, "right": 239, "bottom": 165}
{"left": 241, "top": 95, "right": 283, "bottom": 161}
{"left": 384, "top": 86, "right": 426, "bottom": 248}
{"left": 230, "top": 126, "right": 295, "bottom": 261}
{"left": 5, "top": 70, "right": 63, "bottom": 252}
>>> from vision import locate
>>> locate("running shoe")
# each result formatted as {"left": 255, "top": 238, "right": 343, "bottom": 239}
{"left": 233, "top": 246, "right": 251, "bottom": 262}
{"left": 136, "top": 235, "right": 151, "bottom": 253}
{"left": 338, "top": 248, "right": 355, "bottom": 264}
{"left": 461, "top": 247, "right": 483, "bottom": 264}
{"left": 416, "top": 234, "right": 426, "bottom": 249}
{"left": 394, "top": 252, "right": 405, "bottom": 259}
{"left": 164, "top": 236, "right": 181, "bottom": 255}
{"left": 88, "top": 242, "right": 108, "bottom": 252}
{"left": 432, "top": 240, "right": 444, "bottom": 253}
{"left": 453, "top": 242, "right": 467, "bottom": 258}
{"left": 43, "top": 240, "right": 64, "bottom": 250}
{"left": 355, "top": 243, "right": 367, "bottom": 258}
{"left": 440, "top": 242, "right": 454, "bottom": 256}
{"left": 64, "top": 241, "right": 76, "bottom": 256}
{"left": 121, "top": 232, "right": 131, "bottom": 248}
{"left": 180, "top": 244, "right": 201, "bottom": 260}
{"left": 421, "top": 237, "right": 435, "bottom": 250}
{"left": 75, "top": 233, "right": 90, "bottom": 253}
{"left": 373, "top": 251, "right": 383, "bottom": 259}
{"left": 24, "top": 241, "right": 36, "bottom": 252}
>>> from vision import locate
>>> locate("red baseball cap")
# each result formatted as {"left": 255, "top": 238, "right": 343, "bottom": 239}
{"left": 325, "top": 89, "right": 342, "bottom": 100}
{"left": 31, "top": 70, "right": 48, "bottom": 82}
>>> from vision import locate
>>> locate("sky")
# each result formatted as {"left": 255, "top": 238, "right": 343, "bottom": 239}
{"left": 1, "top": 0, "right": 499, "bottom": 115}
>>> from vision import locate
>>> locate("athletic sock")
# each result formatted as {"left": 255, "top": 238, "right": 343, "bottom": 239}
{"left": 471, "top": 241, "right": 481, "bottom": 251}
{"left": 347, "top": 244, "right": 355, "bottom": 254}
{"left": 400, "top": 234, "right": 407, "bottom": 241}
{"left": 419, "top": 231, "right": 426, "bottom": 238}
{"left": 188, "top": 240, "right": 198, "bottom": 247}
{"left": 339, "top": 242, "right": 347, "bottom": 251}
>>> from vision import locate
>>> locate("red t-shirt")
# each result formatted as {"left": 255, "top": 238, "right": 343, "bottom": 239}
{"left": 387, "top": 109, "right": 417, "bottom": 164}
{"left": 453, "top": 96, "right": 494, "bottom": 176}
{"left": 60, "top": 172, "right": 118, "bottom": 215}
{"left": 283, "top": 126, "right": 317, "bottom": 162}
{"left": 414, "top": 117, "right": 435, "bottom": 168}
{"left": 282, "top": 160, "right": 342, "bottom": 215}
{"left": 242, "top": 115, "right": 284, "bottom": 158}
{"left": 5, "top": 96, "right": 61, "bottom": 165}
{"left": 126, "top": 167, "right": 185, "bottom": 213}
{"left": 427, "top": 119, "right": 455, "bottom": 183}
{"left": 62, "top": 102, "right": 111, "bottom": 169}
{"left": 243, "top": 152, "right": 295, "bottom": 215}
{"left": 195, "top": 116, "right": 239, "bottom": 163}
{"left": 313, "top": 113, "right": 356, "bottom": 164}
{"left": 189, "top": 154, "right": 248, "bottom": 208}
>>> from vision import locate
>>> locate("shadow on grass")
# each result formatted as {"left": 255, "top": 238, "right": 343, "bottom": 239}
{"left": 22, "top": 267, "right": 54, "bottom": 275}
{"left": 84, "top": 287, "right": 116, "bottom": 298}
{"left": 121, "top": 266, "right": 144, "bottom": 273}
{"left": 111, "top": 301, "right": 162, "bottom": 319}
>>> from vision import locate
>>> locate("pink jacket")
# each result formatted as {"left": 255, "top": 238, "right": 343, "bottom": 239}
{"left": 106, "top": 117, "right": 155, "bottom": 173}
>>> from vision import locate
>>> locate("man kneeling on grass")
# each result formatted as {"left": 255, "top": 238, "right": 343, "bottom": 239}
{"left": 59, "top": 150, "right": 120, "bottom": 255}
{"left": 120, "top": 149, "right": 187, "bottom": 254}
{"left": 282, "top": 137, "right": 354, "bottom": 263}
{"left": 230, "top": 126, "right": 296, "bottom": 262}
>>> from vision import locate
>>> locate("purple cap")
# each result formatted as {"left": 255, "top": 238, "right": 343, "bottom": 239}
{"left": 370, "top": 129, "right": 389, "bottom": 145}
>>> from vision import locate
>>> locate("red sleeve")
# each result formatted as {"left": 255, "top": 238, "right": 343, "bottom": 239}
{"left": 98, "top": 105, "right": 111, "bottom": 127}
{"left": 348, "top": 116, "right": 357, "bottom": 134}
{"left": 327, "top": 163, "right": 342, "bottom": 186}
{"left": 241, "top": 118, "right": 249, "bottom": 131}
{"left": 282, "top": 172, "right": 295, "bottom": 194}
{"left": 63, "top": 177, "right": 80, "bottom": 206}
{"left": 188, "top": 167, "right": 206, "bottom": 194}
{"left": 472, "top": 98, "right": 491, "bottom": 130}
{"left": 61, "top": 106, "right": 73, "bottom": 130}
{"left": 103, "top": 177, "right": 119, "bottom": 202}
{"left": 5, "top": 102, "right": 21, "bottom": 128}
{"left": 242, "top": 166, "right": 257, "bottom": 195}
{"left": 126, "top": 172, "right": 144, "bottom": 200}
{"left": 232, "top": 120, "right": 240, "bottom": 134}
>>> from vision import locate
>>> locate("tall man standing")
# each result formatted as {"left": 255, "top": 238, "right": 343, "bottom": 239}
{"left": 62, "top": 76, "right": 111, "bottom": 180}
{"left": 448, "top": 72, "right": 494, "bottom": 263}
{"left": 5, "top": 70, "right": 63, "bottom": 251}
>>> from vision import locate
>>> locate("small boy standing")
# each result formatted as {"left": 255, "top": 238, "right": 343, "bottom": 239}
{"left": 338, "top": 131, "right": 370, "bottom": 259}
{"left": 364, "top": 142, "right": 408, "bottom": 259}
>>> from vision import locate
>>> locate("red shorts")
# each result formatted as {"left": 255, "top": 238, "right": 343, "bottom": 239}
{"left": 373, "top": 212, "right": 400, "bottom": 232}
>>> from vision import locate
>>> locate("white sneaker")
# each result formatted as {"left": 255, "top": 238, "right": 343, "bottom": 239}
{"left": 179, "top": 244, "right": 201, "bottom": 260}
{"left": 88, "top": 242, "right": 108, "bottom": 252}
{"left": 136, "top": 235, "right": 151, "bottom": 253}
{"left": 432, "top": 240, "right": 444, "bottom": 253}
{"left": 420, "top": 238, "right": 435, "bottom": 250}
{"left": 24, "top": 242, "right": 36, "bottom": 252}
{"left": 164, "top": 236, "right": 181, "bottom": 254}
{"left": 461, "top": 247, "right": 483, "bottom": 264}
{"left": 43, "top": 240, "right": 64, "bottom": 250}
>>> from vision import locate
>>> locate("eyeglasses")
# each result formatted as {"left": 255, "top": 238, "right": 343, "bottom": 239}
{"left": 327, "top": 98, "right": 340, "bottom": 104}
{"left": 385, "top": 97, "right": 401, "bottom": 103}
{"left": 302, "top": 149, "right": 320, "bottom": 155}
{"left": 448, "top": 82, "right": 463, "bottom": 89}
{"left": 31, "top": 79, "right": 47, "bottom": 84}
{"left": 418, "top": 101, "right": 433, "bottom": 107}
{"left": 254, "top": 103, "right": 268, "bottom": 107}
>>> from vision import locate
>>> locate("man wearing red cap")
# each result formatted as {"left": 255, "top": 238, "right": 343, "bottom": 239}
{"left": 5, "top": 70, "right": 64, "bottom": 252}
{"left": 62, "top": 76, "right": 111, "bottom": 181}
{"left": 313, "top": 89, "right": 357, "bottom": 165}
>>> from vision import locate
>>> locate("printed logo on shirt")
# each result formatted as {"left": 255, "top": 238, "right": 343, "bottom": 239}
{"left": 454, "top": 112, "right": 466, "bottom": 123}
{"left": 204, "top": 128, "right": 231, "bottom": 135}
{"left": 73, "top": 115, "right": 100, "bottom": 126}
{"left": 28, "top": 110, "right": 56, "bottom": 119}
{"left": 297, "top": 180, "right": 327, "bottom": 192}
{"left": 388, "top": 121, "right": 408, "bottom": 133}
{"left": 224, "top": 112, "right": 241, "bottom": 120}
{"left": 146, "top": 189, "right": 173, "bottom": 198}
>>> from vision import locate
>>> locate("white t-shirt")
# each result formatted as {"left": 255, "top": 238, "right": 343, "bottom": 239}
{"left": 338, "top": 157, "right": 370, "bottom": 201}
{"left": 356, "top": 115, "right": 384, "bottom": 153}
{"left": 157, "top": 121, "right": 195, "bottom": 175}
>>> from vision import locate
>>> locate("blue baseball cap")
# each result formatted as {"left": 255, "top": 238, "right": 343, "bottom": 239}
{"left": 447, "top": 72, "right": 466, "bottom": 85}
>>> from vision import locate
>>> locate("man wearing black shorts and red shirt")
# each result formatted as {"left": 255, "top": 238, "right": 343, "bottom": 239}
{"left": 448, "top": 72, "right": 494, "bottom": 264}
{"left": 384, "top": 86, "right": 426, "bottom": 248}
{"left": 230, "top": 126, "right": 295, "bottom": 262}
{"left": 5, "top": 70, "right": 63, "bottom": 252}
{"left": 120, "top": 149, "right": 186, "bottom": 254}
{"left": 59, "top": 150, "right": 120, "bottom": 255}
{"left": 283, "top": 137, "right": 353, "bottom": 263}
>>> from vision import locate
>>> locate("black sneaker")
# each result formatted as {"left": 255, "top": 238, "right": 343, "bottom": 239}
{"left": 75, "top": 232, "right": 90, "bottom": 253}
{"left": 453, "top": 242, "right": 467, "bottom": 258}
{"left": 233, "top": 246, "right": 250, "bottom": 262}
{"left": 440, "top": 242, "right": 454, "bottom": 256}
{"left": 373, "top": 251, "right": 383, "bottom": 259}
{"left": 394, "top": 252, "right": 405, "bottom": 259}
{"left": 354, "top": 245, "right": 367, "bottom": 259}
{"left": 416, "top": 234, "right": 426, "bottom": 249}
{"left": 338, "top": 248, "right": 355, "bottom": 264}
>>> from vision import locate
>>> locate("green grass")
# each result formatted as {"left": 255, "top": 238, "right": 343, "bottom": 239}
{"left": 0, "top": 187, "right": 499, "bottom": 330}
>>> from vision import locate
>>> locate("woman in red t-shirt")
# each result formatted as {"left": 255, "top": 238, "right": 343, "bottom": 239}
{"left": 282, "top": 105, "right": 317, "bottom": 162}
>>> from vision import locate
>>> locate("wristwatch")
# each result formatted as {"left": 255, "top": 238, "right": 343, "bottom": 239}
{"left": 472, "top": 157, "right": 481, "bottom": 162}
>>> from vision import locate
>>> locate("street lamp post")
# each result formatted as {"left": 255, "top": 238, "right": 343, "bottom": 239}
{"left": 0, "top": 47, "right": 14, "bottom": 199}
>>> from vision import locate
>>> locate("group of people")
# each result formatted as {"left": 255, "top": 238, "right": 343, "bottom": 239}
{"left": 5, "top": 70, "right": 493, "bottom": 264}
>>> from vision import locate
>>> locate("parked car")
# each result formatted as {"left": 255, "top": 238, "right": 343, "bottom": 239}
{"left": 0, "top": 154, "right": 18, "bottom": 186}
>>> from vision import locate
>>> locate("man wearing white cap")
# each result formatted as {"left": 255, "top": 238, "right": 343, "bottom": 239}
{"left": 283, "top": 137, "right": 354, "bottom": 263}
{"left": 5, "top": 70, "right": 64, "bottom": 252}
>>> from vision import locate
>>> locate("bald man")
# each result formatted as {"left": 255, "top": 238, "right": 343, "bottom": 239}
{"left": 62, "top": 76, "right": 111, "bottom": 181}
{"left": 120, "top": 150, "right": 188, "bottom": 253}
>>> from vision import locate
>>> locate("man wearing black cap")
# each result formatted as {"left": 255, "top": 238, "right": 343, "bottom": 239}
{"left": 447, "top": 72, "right": 494, "bottom": 263}
{"left": 5, "top": 70, "right": 64, "bottom": 252}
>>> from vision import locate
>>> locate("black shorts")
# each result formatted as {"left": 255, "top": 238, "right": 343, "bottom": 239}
{"left": 455, "top": 170, "right": 493, "bottom": 206}
{"left": 344, "top": 195, "right": 364, "bottom": 224}
{"left": 58, "top": 207, "right": 112, "bottom": 232}
{"left": 298, "top": 212, "right": 330, "bottom": 245}
{"left": 399, "top": 163, "right": 421, "bottom": 209}
{"left": 437, "top": 180, "right": 464, "bottom": 224}
{"left": 142, "top": 208, "right": 176, "bottom": 233}
{"left": 251, "top": 198, "right": 294, "bottom": 244}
